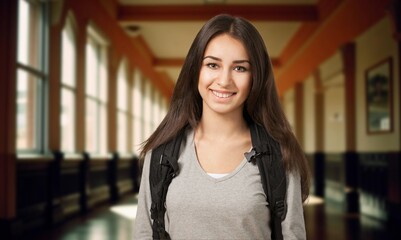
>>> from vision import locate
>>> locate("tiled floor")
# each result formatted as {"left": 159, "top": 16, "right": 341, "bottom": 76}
{"left": 32, "top": 195, "right": 400, "bottom": 240}
{"left": 32, "top": 196, "right": 138, "bottom": 240}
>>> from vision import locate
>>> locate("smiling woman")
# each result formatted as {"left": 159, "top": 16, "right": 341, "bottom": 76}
{"left": 198, "top": 34, "right": 252, "bottom": 117}
{"left": 134, "top": 14, "right": 310, "bottom": 240}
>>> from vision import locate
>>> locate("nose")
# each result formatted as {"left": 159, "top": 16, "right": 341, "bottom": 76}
{"left": 216, "top": 68, "right": 231, "bottom": 87}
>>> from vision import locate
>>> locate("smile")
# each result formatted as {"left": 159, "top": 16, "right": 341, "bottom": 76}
{"left": 211, "top": 90, "right": 236, "bottom": 98}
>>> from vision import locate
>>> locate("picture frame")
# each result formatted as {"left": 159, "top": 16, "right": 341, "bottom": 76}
{"left": 365, "top": 57, "right": 393, "bottom": 134}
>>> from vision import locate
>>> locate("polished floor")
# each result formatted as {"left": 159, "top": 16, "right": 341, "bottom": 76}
{"left": 31, "top": 195, "right": 399, "bottom": 240}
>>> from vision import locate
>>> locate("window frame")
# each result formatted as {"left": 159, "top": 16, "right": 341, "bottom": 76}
{"left": 16, "top": 0, "right": 49, "bottom": 154}
{"left": 132, "top": 69, "right": 144, "bottom": 154}
{"left": 85, "top": 23, "right": 109, "bottom": 155}
{"left": 116, "top": 58, "right": 130, "bottom": 154}
{"left": 60, "top": 12, "right": 77, "bottom": 153}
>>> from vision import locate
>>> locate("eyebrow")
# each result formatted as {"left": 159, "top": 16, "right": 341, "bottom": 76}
{"left": 203, "top": 56, "right": 251, "bottom": 64}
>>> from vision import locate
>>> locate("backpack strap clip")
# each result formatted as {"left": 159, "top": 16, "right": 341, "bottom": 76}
{"left": 244, "top": 145, "right": 270, "bottom": 163}
{"left": 274, "top": 199, "right": 286, "bottom": 221}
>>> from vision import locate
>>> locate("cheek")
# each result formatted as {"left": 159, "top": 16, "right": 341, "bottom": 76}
{"left": 237, "top": 76, "right": 252, "bottom": 95}
{"left": 198, "top": 71, "right": 209, "bottom": 97}
{"left": 198, "top": 69, "right": 215, "bottom": 88}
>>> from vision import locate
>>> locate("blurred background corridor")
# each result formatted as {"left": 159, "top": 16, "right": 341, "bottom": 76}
{"left": 0, "top": 0, "right": 400, "bottom": 239}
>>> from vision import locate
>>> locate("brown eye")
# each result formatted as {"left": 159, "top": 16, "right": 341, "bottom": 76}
{"left": 234, "top": 66, "right": 247, "bottom": 72}
{"left": 207, "top": 63, "right": 218, "bottom": 69}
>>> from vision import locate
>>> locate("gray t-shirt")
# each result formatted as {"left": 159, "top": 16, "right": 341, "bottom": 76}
{"left": 134, "top": 130, "right": 306, "bottom": 240}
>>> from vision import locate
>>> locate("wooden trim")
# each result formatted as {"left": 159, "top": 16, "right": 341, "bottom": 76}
{"left": 387, "top": 0, "right": 401, "bottom": 149}
{"left": 49, "top": 20, "right": 62, "bottom": 151}
{"left": 67, "top": 0, "right": 173, "bottom": 100}
{"left": 153, "top": 57, "right": 281, "bottom": 68}
{"left": 154, "top": 58, "right": 184, "bottom": 67}
{"left": 157, "top": 71, "right": 175, "bottom": 99}
{"left": 278, "top": 0, "right": 344, "bottom": 66}
{"left": 277, "top": 0, "right": 391, "bottom": 95}
{"left": 270, "top": 58, "right": 281, "bottom": 68}
{"left": 0, "top": 0, "right": 17, "bottom": 219}
{"left": 279, "top": 23, "right": 320, "bottom": 68}
{"left": 341, "top": 42, "right": 356, "bottom": 151}
{"left": 75, "top": 20, "right": 87, "bottom": 152}
{"left": 118, "top": 4, "right": 318, "bottom": 21}
{"left": 386, "top": 0, "right": 401, "bottom": 41}
{"left": 107, "top": 49, "right": 118, "bottom": 153}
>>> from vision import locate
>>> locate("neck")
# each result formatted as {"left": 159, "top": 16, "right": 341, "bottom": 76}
{"left": 196, "top": 108, "right": 248, "bottom": 141}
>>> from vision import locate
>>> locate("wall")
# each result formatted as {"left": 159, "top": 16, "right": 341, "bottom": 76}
{"left": 283, "top": 88, "right": 295, "bottom": 132}
{"left": 303, "top": 75, "right": 316, "bottom": 153}
{"left": 320, "top": 52, "right": 345, "bottom": 153}
{"left": 356, "top": 17, "right": 400, "bottom": 152}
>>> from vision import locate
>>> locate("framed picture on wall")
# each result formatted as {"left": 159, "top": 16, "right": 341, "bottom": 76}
{"left": 365, "top": 57, "right": 393, "bottom": 134}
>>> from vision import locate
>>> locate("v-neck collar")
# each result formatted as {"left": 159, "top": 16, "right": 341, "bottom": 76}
{"left": 188, "top": 130, "right": 248, "bottom": 183}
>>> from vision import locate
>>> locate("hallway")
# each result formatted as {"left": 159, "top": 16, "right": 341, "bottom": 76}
{"left": 31, "top": 194, "right": 400, "bottom": 240}
{"left": 1, "top": 0, "right": 401, "bottom": 239}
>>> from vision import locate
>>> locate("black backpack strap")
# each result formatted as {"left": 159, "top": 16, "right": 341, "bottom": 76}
{"left": 246, "top": 123, "right": 287, "bottom": 240}
{"left": 149, "top": 131, "right": 185, "bottom": 240}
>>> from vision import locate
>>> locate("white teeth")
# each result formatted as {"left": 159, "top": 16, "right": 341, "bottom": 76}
{"left": 212, "top": 90, "right": 234, "bottom": 98}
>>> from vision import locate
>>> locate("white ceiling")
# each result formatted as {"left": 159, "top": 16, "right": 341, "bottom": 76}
{"left": 117, "top": 0, "right": 318, "bottom": 82}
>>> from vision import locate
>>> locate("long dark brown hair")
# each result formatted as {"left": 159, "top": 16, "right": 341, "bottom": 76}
{"left": 141, "top": 14, "right": 310, "bottom": 202}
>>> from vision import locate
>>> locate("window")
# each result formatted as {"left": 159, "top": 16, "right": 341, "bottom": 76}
{"left": 161, "top": 97, "right": 168, "bottom": 121}
{"left": 16, "top": 0, "right": 48, "bottom": 152}
{"left": 85, "top": 25, "right": 108, "bottom": 154}
{"left": 153, "top": 91, "right": 163, "bottom": 129}
{"left": 60, "top": 13, "right": 76, "bottom": 153}
{"left": 117, "top": 59, "right": 129, "bottom": 153}
{"left": 143, "top": 80, "right": 153, "bottom": 140}
{"left": 132, "top": 69, "right": 144, "bottom": 154}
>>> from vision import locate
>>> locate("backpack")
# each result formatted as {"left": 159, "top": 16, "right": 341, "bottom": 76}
{"left": 149, "top": 122, "right": 287, "bottom": 240}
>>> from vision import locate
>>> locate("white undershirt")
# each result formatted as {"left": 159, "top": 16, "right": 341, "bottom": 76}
{"left": 207, "top": 173, "right": 229, "bottom": 179}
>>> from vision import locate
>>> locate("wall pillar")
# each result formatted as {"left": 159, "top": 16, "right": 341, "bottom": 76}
{"left": 342, "top": 43, "right": 357, "bottom": 152}
{"left": 340, "top": 42, "right": 359, "bottom": 213}
{"left": 75, "top": 18, "right": 88, "bottom": 152}
{"left": 313, "top": 70, "right": 325, "bottom": 197}
{"left": 0, "top": 0, "right": 18, "bottom": 237}
{"left": 108, "top": 49, "right": 118, "bottom": 152}
{"left": 387, "top": 0, "right": 401, "bottom": 223}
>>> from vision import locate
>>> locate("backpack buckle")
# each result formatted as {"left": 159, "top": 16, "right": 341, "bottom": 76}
{"left": 244, "top": 148, "right": 257, "bottom": 162}
{"left": 274, "top": 200, "right": 287, "bottom": 220}
{"left": 245, "top": 145, "right": 270, "bottom": 163}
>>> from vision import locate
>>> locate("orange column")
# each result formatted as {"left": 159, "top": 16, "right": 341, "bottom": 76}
{"left": 387, "top": 0, "right": 401, "bottom": 219}
{"left": 48, "top": 13, "right": 62, "bottom": 152}
{"left": 108, "top": 49, "right": 119, "bottom": 153}
{"left": 313, "top": 69, "right": 325, "bottom": 197}
{"left": 314, "top": 70, "right": 324, "bottom": 152}
{"left": 0, "top": 0, "right": 17, "bottom": 222}
{"left": 340, "top": 42, "right": 358, "bottom": 213}
{"left": 387, "top": 0, "right": 401, "bottom": 150}
{"left": 75, "top": 20, "right": 87, "bottom": 152}
{"left": 341, "top": 43, "right": 356, "bottom": 152}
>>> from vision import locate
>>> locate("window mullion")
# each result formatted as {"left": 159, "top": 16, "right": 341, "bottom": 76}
{"left": 17, "top": 63, "right": 46, "bottom": 78}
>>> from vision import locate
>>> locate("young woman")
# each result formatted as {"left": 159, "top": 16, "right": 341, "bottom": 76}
{"left": 134, "top": 14, "right": 310, "bottom": 240}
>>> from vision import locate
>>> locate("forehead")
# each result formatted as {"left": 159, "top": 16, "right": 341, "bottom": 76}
{"left": 203, "top": 34, "right": 249, "bottom": 59}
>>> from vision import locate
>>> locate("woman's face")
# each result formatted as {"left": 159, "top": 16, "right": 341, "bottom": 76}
{"left": 198, "top": 34, "right": 252, "bottom": 117}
